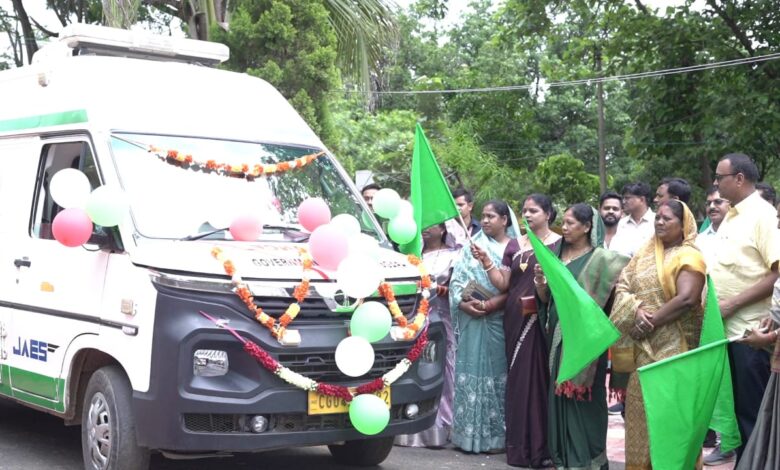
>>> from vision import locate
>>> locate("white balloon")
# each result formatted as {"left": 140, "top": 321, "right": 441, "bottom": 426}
{"left": 335, "top": 336, "right": 375, "bottom": 377}
{"left": 330, "top": 213, "right": 361, "bottom": 237}
{"left": 50, "top": 168, "right": 91, "bottom": 209}
{"left": 337, "top": 256, "right": 383, "bottom": 299}
{"left": 348, "top": 233, "right": 381, "bottom": 260}
{"left": 397, "top": 200, "right": 414, "bottom": 217}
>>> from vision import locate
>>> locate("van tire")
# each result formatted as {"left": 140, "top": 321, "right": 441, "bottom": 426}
{"left": 327, "top": 436, "right": 394, "bottom": 466}
{"left": 81, "top": 366, "right": 150, "bottom": 470}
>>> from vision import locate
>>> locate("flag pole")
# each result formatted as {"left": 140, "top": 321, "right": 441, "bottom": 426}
{"left": 457, "top": 213, "right": 475, "bottom": 244}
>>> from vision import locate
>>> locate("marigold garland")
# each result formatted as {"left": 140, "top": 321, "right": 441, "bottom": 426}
{"left": 238, "top": 322, "right": 428, "bottom": 402}
{"left": 212, "top": 246, "right": 312, "bottom": 340}
{"left": 148, "top": 145, "right": 325, "bottom": 179}
{"left": 213, "top": 248, "right": 432, "bottom": 342}
{"left": 378, "top": 254, "right": 434, "bottom": 340}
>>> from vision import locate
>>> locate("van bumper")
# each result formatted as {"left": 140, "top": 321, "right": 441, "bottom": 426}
{"left": 132, "top": 286, "right": 444, "bottom": 452}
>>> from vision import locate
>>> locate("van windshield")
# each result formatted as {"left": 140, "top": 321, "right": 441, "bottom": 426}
{"left": 110, "top": 133, "right": 381, "bottom": 241}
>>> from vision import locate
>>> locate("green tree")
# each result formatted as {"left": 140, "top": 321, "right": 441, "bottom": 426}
{"left": 212, "top": 0, "right": 340, "bottom": 138}
{"left": 533, "top": 153, "right": 602, "bottom": 207}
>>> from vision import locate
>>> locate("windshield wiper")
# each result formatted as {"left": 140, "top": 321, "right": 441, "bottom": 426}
{"left": 178, "top": 224, "right": 308, "bottom": 242}
{"left": 179, "top": 226, "right": 229, "bottom": 241}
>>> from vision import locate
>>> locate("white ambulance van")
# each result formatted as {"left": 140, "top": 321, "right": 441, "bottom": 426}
{"left": 0, "top": 24, "right": 444, "bottom": 470}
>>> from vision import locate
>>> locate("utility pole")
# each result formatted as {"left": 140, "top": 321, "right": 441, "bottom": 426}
{"left": 596, "top": 46, "right": 607, "bottom": 193}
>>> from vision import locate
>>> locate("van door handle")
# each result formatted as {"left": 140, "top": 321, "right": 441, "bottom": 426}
{"left": 14, "top": 258, "right": 31, "bottom": 268}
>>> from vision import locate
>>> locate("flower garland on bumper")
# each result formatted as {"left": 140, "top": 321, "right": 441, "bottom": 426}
{"left": 199, "top": 310, "right": 428, "bottom": 402}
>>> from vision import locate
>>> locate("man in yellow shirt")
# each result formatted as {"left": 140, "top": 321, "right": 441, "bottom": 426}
{"left": 708, "top": 153, "right": 780, "bottom": 465}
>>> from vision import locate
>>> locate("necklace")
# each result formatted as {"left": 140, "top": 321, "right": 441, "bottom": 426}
{"left": 562, "top": 245, "right": 592, "bottom": 265}
{"left": 517, "top": 231, "right": 554, "bottom": 272}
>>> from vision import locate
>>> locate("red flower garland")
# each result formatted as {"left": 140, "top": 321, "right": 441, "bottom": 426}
{"left": 241, "top": 328, "right": 429, "bottom": 403}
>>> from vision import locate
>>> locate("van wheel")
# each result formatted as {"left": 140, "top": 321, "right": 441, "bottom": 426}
{"left": 328, "top": 436, "right": 394, "bottom": 466}
{"left": 81, "top": 366, "right": 150, "bottom": 470}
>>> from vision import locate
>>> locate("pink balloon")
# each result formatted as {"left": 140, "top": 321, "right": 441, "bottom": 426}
{"left": 309, "top": 224, "right": 349, "bottom": 270}
{"left": 298, "top": 198, "right": 331, "bottom": 232}
{"left": 230, "top": 215, "right": 263, "bottom": 241}
{"left": 52, "top": 208, "right": 93, "bottom": 247}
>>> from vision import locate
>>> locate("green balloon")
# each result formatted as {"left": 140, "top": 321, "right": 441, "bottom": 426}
{"left": 372, "top": 188, "right": 401, "bottom": 219}
{"left": 86, "top": 185, "right": 128, "bottom": 227}
{"left": 349, "top": 394, "right": 390, "bottom": 435}
{"left": 388, "top": 216, "right": 417, "bottom": 244}
{"left": 351, "top": 302, "right": 391, "bottom": 343}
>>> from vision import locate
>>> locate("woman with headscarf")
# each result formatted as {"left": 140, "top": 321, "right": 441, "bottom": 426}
{"left": 396, "top": 223, "right": 459, "bottom": 447}
{"left": 610, "top": 200, "right": 707, "bottom": 470}
{"left": 472, "top": 193, "right": 562, "bottom": 467}
{"left": 449, "top": 200, "right": 518, "bottom": 453}
{"left": 735, "top": 279, "right": 780, "bottom": 470}
{"left": 535, "top": 203, "right": 629, "bottom": 469}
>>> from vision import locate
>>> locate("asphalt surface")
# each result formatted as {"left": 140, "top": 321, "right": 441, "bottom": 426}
{"left": 0, "top": 398, "right": 549, "bottom": 470}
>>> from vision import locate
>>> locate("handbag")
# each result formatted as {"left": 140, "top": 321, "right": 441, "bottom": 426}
{"left": 610, "top": 346, "right": 636, "bottom": 373}
{"left": 461, "top": 280, "right": 493, "bottom": 301}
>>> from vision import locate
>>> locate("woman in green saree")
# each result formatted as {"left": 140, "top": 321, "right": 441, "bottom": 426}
{"left": 536, "top": 203, "right": 629, "bottom": 469}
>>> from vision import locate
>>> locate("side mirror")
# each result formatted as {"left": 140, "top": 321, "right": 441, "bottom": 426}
{"left": 87, "top": 226, "right": 124, "bottom": 252}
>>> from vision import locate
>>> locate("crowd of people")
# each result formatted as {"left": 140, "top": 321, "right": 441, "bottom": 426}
{"left": 360, "top": 153, "right": 780, "bottom": 470}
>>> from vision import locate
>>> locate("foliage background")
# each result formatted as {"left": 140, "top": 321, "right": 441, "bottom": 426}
{"left": 2, "top": 0, "right": 779, "bottom": 218}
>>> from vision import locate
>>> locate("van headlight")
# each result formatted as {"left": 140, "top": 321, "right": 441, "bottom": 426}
{"left": 421, "top": 342, "right": 437, "bottom": 363}
{"left": 193, "top": 349, "right": 229, "bottom": 377}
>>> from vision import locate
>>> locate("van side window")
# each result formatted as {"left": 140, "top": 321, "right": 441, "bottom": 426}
{"left": 32, "top": 142, "right": 101, "bottom": 239}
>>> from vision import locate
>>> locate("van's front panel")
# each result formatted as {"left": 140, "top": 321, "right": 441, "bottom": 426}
{"left": 131, "top": 275, "right": 445, "bottom": 452}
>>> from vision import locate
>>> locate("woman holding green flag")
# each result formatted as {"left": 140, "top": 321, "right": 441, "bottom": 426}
{"left": 534, "top": 203, "right": 629, "bottom": 469}
{"left": 449, "top": 200, "right": 518, "bottom": 453}
{"left": 472, "top": 193, "right": 562, "bottom": 467}
{"left": 611, "top": 200, "right": 706, "bottom": 470}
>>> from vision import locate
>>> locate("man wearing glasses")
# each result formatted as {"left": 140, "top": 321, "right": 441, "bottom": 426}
{"left": 610, "top": 182, "right": 655, "bottom": 258}
{"left": 705, "top": 153, "right": 780, "bottom": 466}
{"left": 696, "top": 186, "right": 730, "bottom": 267}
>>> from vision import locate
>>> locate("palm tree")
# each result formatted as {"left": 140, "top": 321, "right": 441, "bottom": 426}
{"left": 131, "top": 0, "right": 397, "bottom": 91}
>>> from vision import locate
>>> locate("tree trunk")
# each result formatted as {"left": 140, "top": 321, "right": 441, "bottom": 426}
{"left": 10, "top": 0, "right": 38, "bottom": 64}
{"left": 596, "top": 47, "right": 607, "bottom": 193}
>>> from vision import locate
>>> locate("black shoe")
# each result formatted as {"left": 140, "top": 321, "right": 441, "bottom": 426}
{"left": 608, "top": 402, "right": 624, "bottom": 415}
{"left": 703, "top": 429, "right": 717, "bottom": 448}
{"left": 703, "top": 446, "right": 736, "bottom": 466}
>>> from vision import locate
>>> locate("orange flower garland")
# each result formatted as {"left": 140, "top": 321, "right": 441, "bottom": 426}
{"left": 213, "top": 248, "right": 432, "bottom": 343}
{"left": 149, "top": 145, "right": 325, "bottom": 179}
{"left": 379, "top": 254, "right": 433, "bottom": 340}
{"left": 212, "top": 247, "right": 313, "bottom": 341}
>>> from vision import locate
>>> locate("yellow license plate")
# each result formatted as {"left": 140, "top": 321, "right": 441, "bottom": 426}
{"left": 307, "top": 387, "right": 391, "bottom": 415}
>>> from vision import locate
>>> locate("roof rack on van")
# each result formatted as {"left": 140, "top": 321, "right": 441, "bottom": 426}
{"left": 32, "top": 23, "right": 230, "bottom": 66}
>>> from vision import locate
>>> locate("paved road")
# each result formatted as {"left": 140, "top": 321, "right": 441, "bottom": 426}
{"left": 0, "top": 398, "right": 549, "bottom": 470}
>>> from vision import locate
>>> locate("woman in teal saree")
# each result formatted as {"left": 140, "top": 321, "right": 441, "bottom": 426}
{"left": 536, "top": 203, "right": 629, "bottom": 469}
{"left": 449, "top": 200, "right": 519, "bottom": 453}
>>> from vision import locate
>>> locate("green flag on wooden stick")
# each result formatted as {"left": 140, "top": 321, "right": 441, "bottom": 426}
{"left": 526, "top": 220, "right": 620, "bottom": 383}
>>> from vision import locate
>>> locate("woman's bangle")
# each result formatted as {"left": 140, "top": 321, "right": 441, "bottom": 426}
{"left": 773, "top": 329, "right": 779, "bottom": 342}
{"left": 534, "top": 276, "right": 547, "bottom": 286}
{"left": 484, "top": 263, "right": 496, "bottom": 273}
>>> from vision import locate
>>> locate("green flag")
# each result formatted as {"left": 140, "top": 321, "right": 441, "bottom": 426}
{"left": 699, "top": 277, "right": 741, "bottom": 452}
{"left": 526, "top": 221, "right": 620, "bottom": 383}
{"left": 638, "top": 276, "right": 740, "bottom": 469}
{"left": 400, "top": 124, "right": 460, "bottom": 257}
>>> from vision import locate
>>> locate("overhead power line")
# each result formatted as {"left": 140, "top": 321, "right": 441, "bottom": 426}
{"left": 345, "top": 52, "right": 780, "bottom": 95}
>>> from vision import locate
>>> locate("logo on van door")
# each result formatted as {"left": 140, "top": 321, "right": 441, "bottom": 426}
{"left": 12, "top": 338, "right": 59, "bottom": 362}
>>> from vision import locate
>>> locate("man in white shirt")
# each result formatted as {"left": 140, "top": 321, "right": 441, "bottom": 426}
{"left": 696, "top": 186, "right": 730, "bottom": 267}
{"left": 609, "top": 182, "right": 655, "bottom": 258}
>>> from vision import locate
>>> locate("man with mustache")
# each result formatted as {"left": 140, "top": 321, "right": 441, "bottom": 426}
{"left": 599, "top": 191, "right": 623, "bottom": 249}
{"left": 697, "top": 186, "right": 731, "bottom": 266}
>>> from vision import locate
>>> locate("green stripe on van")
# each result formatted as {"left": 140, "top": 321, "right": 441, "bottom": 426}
{"left": 0, "top": 365, "right": 65, "bottom": 412}
{"left": 0, "top": 109, "right": 88, "bottom": 132}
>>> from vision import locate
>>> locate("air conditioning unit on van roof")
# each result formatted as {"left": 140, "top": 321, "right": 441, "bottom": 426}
{"left": 33, "top": 23, "right": 229, "bottom": 66}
